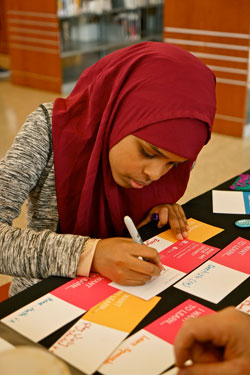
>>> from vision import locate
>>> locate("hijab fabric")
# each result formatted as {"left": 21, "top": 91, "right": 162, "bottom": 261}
{"left": 52, "top": 42, "right": 216, "bottom": 238}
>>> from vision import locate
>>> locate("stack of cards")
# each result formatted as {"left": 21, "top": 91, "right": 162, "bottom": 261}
{"left": 99, "top": 299, "right": 214, "bottom": 375}
{"left": 110, "top": 239, "right": 220, "bottom": 300}
{"left": 1, "top": 273, "right": 118, "bottom": 342}
{"left": 175, "top": 237, "right": 250, "bottom": 303}
{"left": 49, "top": 291, "right": 160, "bottom": 374}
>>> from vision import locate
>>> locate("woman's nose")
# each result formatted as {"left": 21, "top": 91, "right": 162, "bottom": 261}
{"left": 144, "top": 161, "right": 172, "bottom": 181}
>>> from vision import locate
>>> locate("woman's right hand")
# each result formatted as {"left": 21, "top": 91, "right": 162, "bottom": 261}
{"left": 91, "top": 237, "right": 162, "bottom": 285}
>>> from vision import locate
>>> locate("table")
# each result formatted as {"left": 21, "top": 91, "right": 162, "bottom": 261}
{"left": 0, "top": 171, "right": 249, "bottom": 374}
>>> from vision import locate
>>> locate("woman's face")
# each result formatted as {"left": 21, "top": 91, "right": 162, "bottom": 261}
{"left": 109, "top": 135, "right": 188, "bottom": 189}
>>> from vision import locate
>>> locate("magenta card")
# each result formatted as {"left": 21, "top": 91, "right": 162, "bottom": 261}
{"left": 51, "top": 274, "right": 117, "bottom": 311}
{"left": 145, "top": 299, "right": 214, "bottom": 345}
{"left": 159, "top": 239, "right": 219, "bottom": 273}
{"left": 212, "top": 237, "right": 250, "bottom": 275}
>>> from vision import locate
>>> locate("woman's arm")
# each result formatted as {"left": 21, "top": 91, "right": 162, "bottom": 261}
{"left": 0, "top": 105, "right": 88, "bottom": 281}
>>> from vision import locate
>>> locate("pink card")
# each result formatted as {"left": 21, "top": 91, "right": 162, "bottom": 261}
{"left": 159, "top": 239, "right": 219, "bottom": 273}
{"left": 145, "top": 299, "right": 214, "bottom": 345}
{"left": 51, "top": 274, "right": 118, "bottom": 311}
{"left": 212, "top": 237, "right": 250, "bottom": 275}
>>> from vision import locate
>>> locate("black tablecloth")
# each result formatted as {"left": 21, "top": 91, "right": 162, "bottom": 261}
{"left": 0, "top": 170, "right": 249, "bottom": 374}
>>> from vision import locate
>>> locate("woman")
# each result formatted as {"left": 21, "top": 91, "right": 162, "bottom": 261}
{"left": 0, "top": 42, "right": 216, "bottom": 296}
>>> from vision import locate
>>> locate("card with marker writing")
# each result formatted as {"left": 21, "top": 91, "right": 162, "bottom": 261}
{"left": 99, "top": 299, "right": 214, "bottom": 375}
{"left": 110, "top": 239, "right": 219, "bottom": 300}
{"left": 174, "top": 237, "right": 250, "bottom": 303}
{"left": 49, "top": 291, "right": 160, "bottom": 375}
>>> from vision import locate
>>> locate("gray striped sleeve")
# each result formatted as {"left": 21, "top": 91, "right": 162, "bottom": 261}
{"left": 0, "top": 103, "right": 89, "bottom": 295}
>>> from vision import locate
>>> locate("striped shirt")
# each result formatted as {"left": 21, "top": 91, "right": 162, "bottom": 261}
{"left": 0, "top": 103, "right": 90, "bottom": 296}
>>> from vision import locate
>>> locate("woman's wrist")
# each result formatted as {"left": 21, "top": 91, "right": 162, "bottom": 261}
{"left": 77, "top": 238, "right": 100, "bottom": 276}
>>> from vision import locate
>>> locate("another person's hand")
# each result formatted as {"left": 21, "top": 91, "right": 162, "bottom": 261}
{"left": 174, "top": 307, "right": 250, "bottom": 375}
{"left": 138, "top": 204, "right": 189, "bottom": 240}
{"left": 91, "top": 237, "right": 162, "bottom": 285}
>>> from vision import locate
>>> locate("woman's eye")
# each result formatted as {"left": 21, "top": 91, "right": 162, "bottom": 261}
{"left": 167, "top": 161, "right": 179, "bottom": 168}
{"left": 141, "top": 147, "right": 155, "bottom": 159}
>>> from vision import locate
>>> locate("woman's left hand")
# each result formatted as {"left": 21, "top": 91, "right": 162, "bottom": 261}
{"left": 138, "top": 204, "right": 189, "bottom": 240}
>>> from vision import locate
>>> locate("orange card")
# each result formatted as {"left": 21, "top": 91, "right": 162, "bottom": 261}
{"left": 158, "top": 218, "right": 223, "bottom": 243}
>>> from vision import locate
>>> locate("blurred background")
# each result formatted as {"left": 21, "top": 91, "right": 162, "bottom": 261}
{"left": 0, "top": 0, "right": 249, "bottom": 296}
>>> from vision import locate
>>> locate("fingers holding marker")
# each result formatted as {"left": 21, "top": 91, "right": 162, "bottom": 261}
{"left": 124, "top": 215, "right": 163, "bottom": 269}
{"left": 130, "top": 244, "right": 163, "bottom": 273}
{"left": 92, "top": 237, "right": 162, "bottom": 285}
{"left": 92, "top": 216, "right": 164, "bottom": 286}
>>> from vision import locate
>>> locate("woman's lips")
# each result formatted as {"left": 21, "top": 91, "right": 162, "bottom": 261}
{"left": 129, "top": 179, "right": 150, "bottom": 189}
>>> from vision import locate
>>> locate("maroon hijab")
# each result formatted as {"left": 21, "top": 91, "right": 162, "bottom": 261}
{"left": 52, "top": 42, "right": 216, "bottom": 238}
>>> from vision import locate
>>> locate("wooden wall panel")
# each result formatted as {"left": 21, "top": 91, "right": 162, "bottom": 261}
{"left": 6, "top": 0, "right": 57, "bottom": 14}
{"left": 164, "top": 0, "right": 249, "bottom": 34}
{"left": 0, "top": 0, "right": 8, "bottom": 53}
{"left": 163, "top": 0, "right": 250, "bottom": 137}
{"left": 6, "top": 0, "right": 61, "bottom": 92}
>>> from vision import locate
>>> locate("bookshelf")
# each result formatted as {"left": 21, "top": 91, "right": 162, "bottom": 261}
{"left": 6, "top": 0, "right": 164, "bottom": 93}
